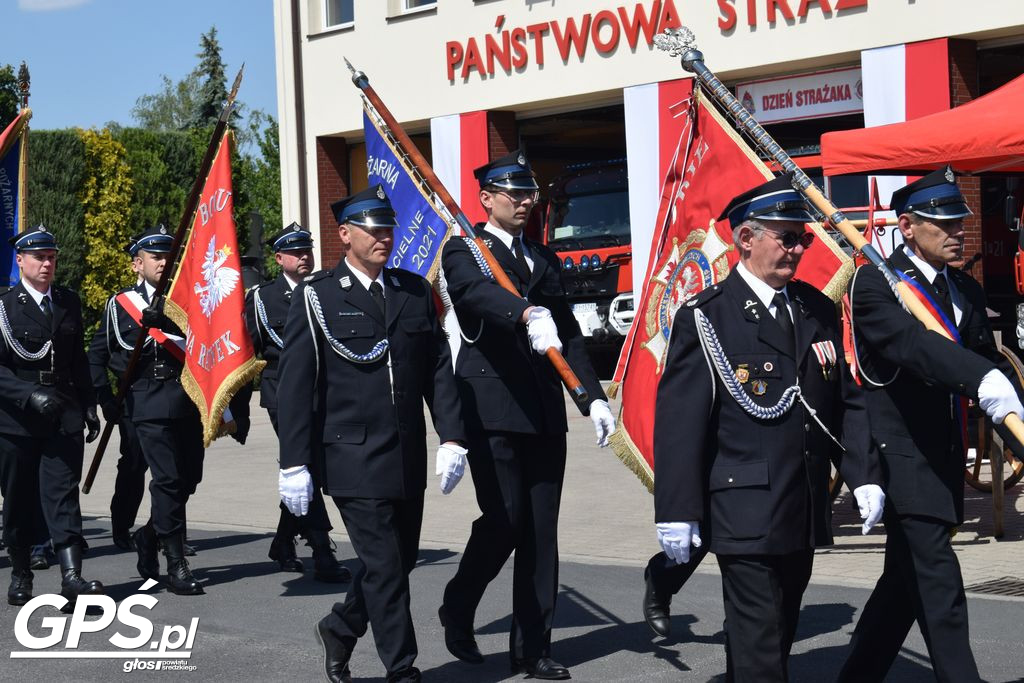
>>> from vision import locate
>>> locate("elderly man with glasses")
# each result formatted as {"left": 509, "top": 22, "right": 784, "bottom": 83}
{"left": 652, "top": 174, "right": 884, "bottom": 682}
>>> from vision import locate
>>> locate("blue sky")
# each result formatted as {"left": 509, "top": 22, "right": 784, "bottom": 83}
{"left": 5, "top": 0, "right": 278, "bottom": 130}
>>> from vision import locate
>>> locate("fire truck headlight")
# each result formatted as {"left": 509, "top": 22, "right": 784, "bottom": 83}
{"left": 563, "top": 256, "right": 574, "bottom": 270}
{"left": 580, "top": 255, "right": 590, "bottom": 270}
{"left": 591, "top": 253, "right": 601, "bottom": 269}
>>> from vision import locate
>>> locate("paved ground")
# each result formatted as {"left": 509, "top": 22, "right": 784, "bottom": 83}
{"left": 2, "top": 388, "right": 1023, "bottom": 681}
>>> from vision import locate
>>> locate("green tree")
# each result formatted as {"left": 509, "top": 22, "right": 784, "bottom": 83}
{"left": 79, "top": 128, "right": 135, "bottom": 314}
{"left": 25, "top": 130, "right": 87, "bottom": 291}
{"left": 189, "top": 26, "right": 231, "bottom": 130}
{"left": 131, "top": 72, "right": 202, "bottom": 132}
{"left": 0, "top": 64, "right": 19, "bottom": 130}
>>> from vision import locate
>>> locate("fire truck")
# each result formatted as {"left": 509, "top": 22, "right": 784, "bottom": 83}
{"left": 543, "top": 160, "right": 634, "bottom": 351}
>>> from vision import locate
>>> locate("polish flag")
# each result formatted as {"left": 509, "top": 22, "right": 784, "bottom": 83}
{"left": 858, "top": 38, "right": 953, "bottom": 255}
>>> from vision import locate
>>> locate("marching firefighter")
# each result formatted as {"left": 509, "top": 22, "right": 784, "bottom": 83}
{"left": 0, "top": 225, "right": 103, "bottom": 607}
{"left": 244, "top": 222, "right": 350, "bottom": 583}
{"left": 88, "top": 223, "right": 205, "bottom": 596}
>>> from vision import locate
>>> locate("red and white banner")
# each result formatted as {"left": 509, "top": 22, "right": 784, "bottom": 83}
{"left": 610, "top": 90, "right": 851, "bottom": 491}
{"left": 623, "top": 77, "right": 693, "bottom": 300}
{"left": 736, "top": 67, "right": 863, "bottom": 125}
{"left": 857, "top": 38, "right": 952, "bottom": 255}
{"left": 429, "top": 110, "right": 489, "bottom": 229}
{"left": 165, "top": 132, "right": 265, "bottom": 446}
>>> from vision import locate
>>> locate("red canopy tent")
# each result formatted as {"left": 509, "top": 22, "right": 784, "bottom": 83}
{"left": 821, "top": 73, "right": 1024, "bottom": 175}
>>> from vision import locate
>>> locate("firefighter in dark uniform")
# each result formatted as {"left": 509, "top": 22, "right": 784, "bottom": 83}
{"left": 88, "top": 223, "right": 205, "bottom": 596}
{"left": 0, "top": 225, "right": 103, "bottom": 606}
{"left": 653, "top": 176, "right": 884, "bottom": 682}
{"left": 109, "top": 233, "right": 149, "bottom": 551}
{"left": 277, "top": 185, "right": 466, "bottom": 683}
{"left": 438, "top": 150, "right": 614, "bottom": 680}
{"left": 244, "top": 222, "right": 349, "bottom": 582}
{"left": 838, "top": 167, "right": 1024, "bottom": 682}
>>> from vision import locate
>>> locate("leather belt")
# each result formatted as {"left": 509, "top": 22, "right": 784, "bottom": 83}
{"left": 14, "top": 369, "right": 67, "bottom": 387}
{"left": 146, "top": 362, "right": 179, "bottom": 381}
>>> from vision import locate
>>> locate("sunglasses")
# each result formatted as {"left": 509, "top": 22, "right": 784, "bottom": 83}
{"left": 761, "top": 228, "right": 814, "bottom": 250}
{"left": 491, "top": 188, "right": 540, "bottom": 203}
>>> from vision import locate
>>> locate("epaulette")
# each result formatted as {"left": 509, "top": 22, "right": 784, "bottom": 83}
{"left": 303, "top": 269, "right": 332, "bottom": 283}
{"left": 0, "top": 286, "right": 11, "bottom": 297}
{"left": 683, "top": 283, "right": 724, "bottom": 308}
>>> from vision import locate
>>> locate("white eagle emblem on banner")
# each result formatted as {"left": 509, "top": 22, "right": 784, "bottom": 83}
{"left": 194, "top": 236, "right": 240, "bottom": 319}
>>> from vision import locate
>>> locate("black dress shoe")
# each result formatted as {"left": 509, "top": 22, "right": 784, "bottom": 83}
{"left": 386, "top": 666, "right": 421, "bottom": 682}
{"left": 315, "top": 616, "right": 354, "bottom": 683}
{"left": 112, "top": 528, "right": 134, "bottom": 551}
{"left": 438, "top": 605, "right": 483, "bottom": 664}
{"left": 133, "top": 524, "right": 159, "bottom": 580}
{"left": 29, "top": 542, "right": 53, "bottom": 570}
{"left": 510, "top": 657, "right": 571, "bottom": 680}
{"left": 268, "top": 536, "right": 304, "bottom": 573}
{"left": 643, "top": 567, "right": 672, "bottom": 638}
{"left": 162, "top": 535, "right": 204, "bottom": 596}
{"left": 57, "top": 545, "right": 104, "bottom": 604}
{"left": 7, "top": 546, "right": 33, "bottom": 606}
{"left": 306, "top": 530, "right": 351, "bottom": 583}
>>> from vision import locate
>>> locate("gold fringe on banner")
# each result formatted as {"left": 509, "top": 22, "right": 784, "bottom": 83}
{"left": 164, "top": 297, "right": 267, "bottom": 447}
{"left": 608, "top": 417, "right": 654, "bottom": 494}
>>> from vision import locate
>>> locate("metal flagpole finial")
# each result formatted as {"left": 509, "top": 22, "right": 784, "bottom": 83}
{"left": 653, "top": 27, "right": 704, "bottom": 73}
{"left": 343, "top": 57, "right": 368, "bottom": 88}
{"left": 17, "top": 61, "right": 30, "bottom": 108}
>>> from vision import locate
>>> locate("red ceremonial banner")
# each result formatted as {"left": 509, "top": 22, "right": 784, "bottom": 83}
{"left": 608, "top": 87, "right": 851, "bottom": 491}
{"left": 165, "top": 132, "right": 264, "bottom": 446}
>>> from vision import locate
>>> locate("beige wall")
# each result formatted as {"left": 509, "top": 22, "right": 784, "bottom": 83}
{"left": 274, "top": 0, "right": 1024, "bottom": 235}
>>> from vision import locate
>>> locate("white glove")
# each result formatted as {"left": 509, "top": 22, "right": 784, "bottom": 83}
{"left": 656, "top": 521, "right": 702, "bottom": 564}
{"left": 852, "top": 484, "right": 885, "bottom": 535}
{"left": 978, "top": 369, "right": 1024, "bottom": 425}
{"left": 589, "top": 400, "right": 616, "bottom": 447}
{"left": 526, "top": 307, "right": 563, "bottom": 355}
{"left": 279, "top": 465, "right": 312, "bottom": 516}
{"left": 435, "top": 442, "right": 468, "bottom": 495}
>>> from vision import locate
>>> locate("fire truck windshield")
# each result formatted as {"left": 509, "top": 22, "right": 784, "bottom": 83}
{"left": 546, "top": 190, "right": 630, "bottom": 249}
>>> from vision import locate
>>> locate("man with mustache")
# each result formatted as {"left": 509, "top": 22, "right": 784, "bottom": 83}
{"left": 654, "top": 175, "right": 884, "bottom": 681}
{"left": 838, "top": 167, "right": 1024, "bottom": 682}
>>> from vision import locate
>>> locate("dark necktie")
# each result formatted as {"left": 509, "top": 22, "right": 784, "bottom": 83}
{"left": 368, "top": 281, "right": 386, "bottom": 316}
{"left": 40, "top": 295, "right": 53, "bottom": 327}
{"left": 772, "top": 292, "right": 795, "bottom": 351}
{"left": 512, "top": 235, "right": 531, "bottom": 276}
{"left": 933, "top": 273, "right": 955, "bottom": 324}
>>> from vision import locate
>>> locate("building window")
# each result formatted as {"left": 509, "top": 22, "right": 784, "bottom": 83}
{"left": 405, "top": 0, "right": 436, "bottom": 8}
{"left": 324, "top": 0, "right": 354, "bottom": 27}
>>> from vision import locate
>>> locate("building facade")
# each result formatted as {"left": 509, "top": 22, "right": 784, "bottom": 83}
{"left": 273, "top": 0, "right": 1024, "bottom": 323}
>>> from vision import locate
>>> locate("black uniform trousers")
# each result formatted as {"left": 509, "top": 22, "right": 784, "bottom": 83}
{"left": 0, "top": 431, "right": 85, "bottom": 549}
{"left": 717, "top": 549, "right": 814, "bottom": 683}
{"left": 134, "top": 416, "right": 204, "bottom": 538}
{"left": 647, "top": 546, "right": 710, "bottom": 596}
{"left": 266, "top": 406, "right": 332, "bottom": 537}
{"left": 325, "top": 494, "right": 424, "bottom": 677}
{"left": 444, "top": 431, "right": 567, "bottom": 660}
{"left": 110, "top": 417, "right": 148, "bottom": 533}
{"left": 837, "top": 509, "right": 979, "bottom": 683}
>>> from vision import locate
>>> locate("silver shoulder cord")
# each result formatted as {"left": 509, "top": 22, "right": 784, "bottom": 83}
{"left": 302, "top": 284, "right": 388, "bottom": 364}
{"left": 0, "top": 299, "right": 51, "bottom": 361}
{"left": 848, "top": 266, "right": 900, "bottom": 388}
{"left": 456, "top": 237, "right": 491, "bottom": 345}
{"left": 106, "top": 295, "right": 153, "bottom": 353}
{"left": 253, "top": 287, "right": 284, "bottom": 349}
{"left": 693, "top": 307, "right": 844, "bottom": 451}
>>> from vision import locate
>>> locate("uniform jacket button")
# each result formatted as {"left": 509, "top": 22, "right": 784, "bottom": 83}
{"left": 727, "top": 477, "right": 734, "bottom": 483}
{"left": 804, "top": 423, "right": 811, "bottom": 432}
{"left": 479, "top": 368, "right": 486, "bottom": 374}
